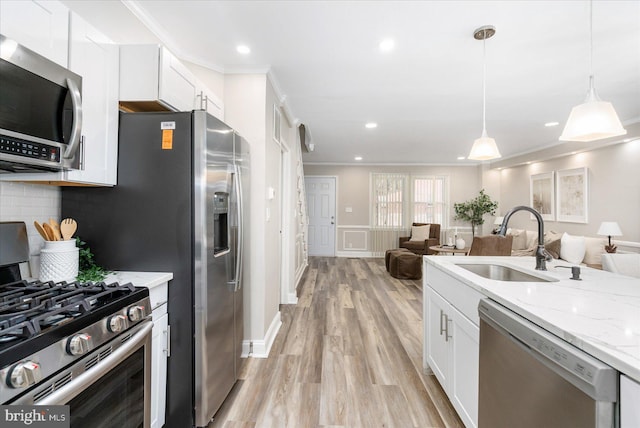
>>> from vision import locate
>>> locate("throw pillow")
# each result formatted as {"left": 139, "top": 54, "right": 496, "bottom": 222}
{"left": 507, "top": 228, "right": 528, "bottom": 251}
{"left": 545, "top": 239, "right": 562, "bottom": 259}
{"left": 583, "top": 237, "right": 605, "bottom": 265}
{"left": 560, "top": 233, "right": 586, "bottom": 264}
{"left": 410, "top": 225, "right": 430, "bottom": 241}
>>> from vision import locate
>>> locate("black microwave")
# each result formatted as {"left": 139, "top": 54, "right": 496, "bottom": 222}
{"left": 0, "top": 34, "right": 82, "bottom": 173}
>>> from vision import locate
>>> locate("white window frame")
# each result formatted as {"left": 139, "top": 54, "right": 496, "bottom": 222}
{"left": 410, "top": 175, "right": 449, "bottom": 229}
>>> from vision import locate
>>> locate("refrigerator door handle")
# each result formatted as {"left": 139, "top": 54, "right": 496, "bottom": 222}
{"left": 233, "top": 165, "right": 244, "bottom": 292}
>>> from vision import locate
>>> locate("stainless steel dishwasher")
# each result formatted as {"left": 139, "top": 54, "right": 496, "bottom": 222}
{"left": 478, "top": 299, "right": 618, "bottom": 428}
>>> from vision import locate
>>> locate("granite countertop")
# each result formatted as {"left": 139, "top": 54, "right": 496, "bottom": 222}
{"left": 424, "top": 255, "right": 640, "bottom": 382}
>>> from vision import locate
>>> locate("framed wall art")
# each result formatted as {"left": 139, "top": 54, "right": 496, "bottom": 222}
{"left": 556, "top": 167, "right": 588, "bottom": 223}
{"left": 530, "top": 171, "right": 555, "bottom": 221}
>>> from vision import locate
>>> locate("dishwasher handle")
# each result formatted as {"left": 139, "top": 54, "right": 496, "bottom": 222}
{"left": 478, "top": 299, "right": 618, "bottom": 402}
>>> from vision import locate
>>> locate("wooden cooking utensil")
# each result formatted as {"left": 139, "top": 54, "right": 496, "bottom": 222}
{"left": 42, "top": 223, "right": 56, "bottom": 241}
{"left": 60, "top": 218, "right": 78, "bottom": 241}
{"left": 49, "top": 218, "right": 62, "bottom": 241}
{"left": 34, "top": 221, "right": 50, "bottom": 241}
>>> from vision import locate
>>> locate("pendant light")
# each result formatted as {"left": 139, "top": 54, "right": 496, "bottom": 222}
{"left": 559, "top": 0, "right": 626, "bottom": 142}
{"left": 468, "top": 25, "right": 501, "bottom": 161}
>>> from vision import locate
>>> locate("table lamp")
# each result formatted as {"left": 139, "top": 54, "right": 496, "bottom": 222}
{"left": 597, "top": 222, "right": 622, "bottom": 253}
{"left": 492, "top": 216, "right": 504, "bottom": 234}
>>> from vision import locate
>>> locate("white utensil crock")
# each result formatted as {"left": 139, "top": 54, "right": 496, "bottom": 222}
{"left": 40, "top": 240, "right": 79, "bottom": 282}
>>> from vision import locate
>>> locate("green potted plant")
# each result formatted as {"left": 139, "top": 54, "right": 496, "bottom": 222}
{"left": 454, "top": 189, "right": 498, "bottom": 238}
{"left": 76, "top": 237, "right": 111, "bottom": 282}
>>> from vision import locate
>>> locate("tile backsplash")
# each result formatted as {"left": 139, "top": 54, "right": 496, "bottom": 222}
{"left": 0, "top": 181, "right": 61, "bottom": 276}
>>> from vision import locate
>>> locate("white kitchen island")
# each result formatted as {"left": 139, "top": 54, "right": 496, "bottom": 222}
{"left": 423, "top": 256, "right": 640, "bottom": 428}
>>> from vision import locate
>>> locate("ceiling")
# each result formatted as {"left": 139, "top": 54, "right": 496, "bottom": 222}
{"left": 62, "top": 0, "right": 640, "bottom": 166}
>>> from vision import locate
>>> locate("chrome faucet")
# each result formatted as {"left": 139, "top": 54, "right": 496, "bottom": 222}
{"left": 497, "top": 205, "right": 552, "bottom": 271}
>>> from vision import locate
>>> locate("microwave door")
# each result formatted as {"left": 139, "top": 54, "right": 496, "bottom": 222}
{"left": 0, "top": 35, "right": 82, "bottom": 171}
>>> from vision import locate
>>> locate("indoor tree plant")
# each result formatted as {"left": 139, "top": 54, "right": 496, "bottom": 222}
{"left": 453, "top": 189, "right": 498, "bottom": 237}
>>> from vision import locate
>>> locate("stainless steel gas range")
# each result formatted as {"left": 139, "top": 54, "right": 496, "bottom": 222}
{"left": 0, "top": 222, "right": 152, "bottom": 428}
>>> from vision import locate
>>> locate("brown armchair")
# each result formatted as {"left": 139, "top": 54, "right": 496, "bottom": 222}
{"left": 399, "top": 223, "right": 441, "bottom": 255}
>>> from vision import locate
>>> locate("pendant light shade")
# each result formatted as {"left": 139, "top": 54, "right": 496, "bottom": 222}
{"left": 559, "top": 77, "right": 627, "bottom": 141}
{"left": 468, "top": 25, "right": 501, "bottom": 161}
{"left": 469, "top": 130, "right": 501, "bottom": 160}
{"left": 559, "top": 1, "right": 626, "bottom": 142}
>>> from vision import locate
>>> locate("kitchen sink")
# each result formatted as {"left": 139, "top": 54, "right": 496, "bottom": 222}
{"left": 457, "top": 263, "right": 558, "bottom": 282}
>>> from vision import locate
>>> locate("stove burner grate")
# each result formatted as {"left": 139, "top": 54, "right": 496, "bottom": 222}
{"left": 0, "top": 279, "right": 139, "bottom": 342}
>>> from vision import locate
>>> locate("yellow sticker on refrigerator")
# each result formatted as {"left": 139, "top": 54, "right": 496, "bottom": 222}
{"left": 162, "top": 129, "right": 173, "bottom": 150}
{"left": 161, "top": 121, "right": 175, "bottom": 150}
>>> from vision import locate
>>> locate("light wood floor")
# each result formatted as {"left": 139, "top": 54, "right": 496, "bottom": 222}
{"left": 208, "top": 256, "right": 464, "bottom": 428}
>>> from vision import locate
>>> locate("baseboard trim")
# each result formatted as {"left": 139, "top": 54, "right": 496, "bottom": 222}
{"left": 241, "top": 311, "right": 282, "bottom": 359}
{"left": 285, "top": 292, "right": 298, "bottom": 305}
{"left": 295, "top": 261, "right": 308, "bottom": 287}
{"left": 336, "top": 250, "right": 376, "bottom": 258}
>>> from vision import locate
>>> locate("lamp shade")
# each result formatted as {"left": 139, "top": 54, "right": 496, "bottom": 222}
{"left": 468, "top": 131, "right": 501, "bottom": 161}
{"left": 597, "top": 221, "right": 623, "bottom": 237}
{"left": 494, "top": 216, "right": 504, "bottom": 225}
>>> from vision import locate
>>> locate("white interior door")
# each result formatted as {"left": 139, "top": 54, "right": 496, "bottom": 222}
{"left": 305, "top": 176, "right": 336, "bottom": 256}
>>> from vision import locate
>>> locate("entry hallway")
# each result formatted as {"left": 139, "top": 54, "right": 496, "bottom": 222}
{"left": 209, "top": 257, "right": 465, "bottom": 427}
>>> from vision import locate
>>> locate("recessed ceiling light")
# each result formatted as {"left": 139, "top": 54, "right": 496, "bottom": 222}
{"left": 236, "top": 45, "right": 250, "bottom": 55}
{"left": 457, "top": 156, "right": 466, "bottom": 160}
{"left": 365, "top": 122, "right": 377, "bottom": 129}
{"left": 354, "top": 156, "right": 363, "bottom": 161}
{"left": 379, "top": 38, "right": 395, "bottom": 52}
{"left": 544, "top": 121, "right": 559, "bottom": 127}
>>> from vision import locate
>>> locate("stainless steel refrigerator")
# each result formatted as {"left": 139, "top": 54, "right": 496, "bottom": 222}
{"left": 62, "top": 110, "right": 249, "bottom": 428}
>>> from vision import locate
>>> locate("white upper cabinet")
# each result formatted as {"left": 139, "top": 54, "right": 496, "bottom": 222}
{"left": 0, "top": 0, "right": 69, "bottom": 66}
{"left": 0, "top": 6, "right": 120, "bottom": 186}
{"left": 119, "top": 45, "right": 198, "bottom": 112}
{"left": 195, "top": 87, "right": 225, "bottom": 121}
{"left": 64, "top": 12, "right": 119, "bottom": 186}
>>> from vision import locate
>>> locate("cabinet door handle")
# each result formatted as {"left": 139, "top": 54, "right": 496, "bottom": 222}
{"left": 164, "top": 324, "right": 171, "bottom": 358}
{"left": 444, "top": 317, "right": 452, "bottom": 342}
{"left": 439, "top": 310, "right": 446, "bottom": 336}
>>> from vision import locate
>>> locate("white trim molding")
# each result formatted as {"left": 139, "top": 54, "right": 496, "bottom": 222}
{"left": 241, "top": 311, "right": 282, "bottom": 359}
{"left": 336, "top": 250, "right": 376, "bottom": 258}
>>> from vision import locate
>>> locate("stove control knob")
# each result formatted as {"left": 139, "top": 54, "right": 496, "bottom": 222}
{"left": 67, "top": 333, "right": 92, "bottom": 356}
{"left": 108, "top": 314, "right": 127, "bottom": 333}
{"left": 8, "top": 361, "right": 42, "bottom": 389}
{"left": 128, "top": 305, "right": 146, "bottom": 322}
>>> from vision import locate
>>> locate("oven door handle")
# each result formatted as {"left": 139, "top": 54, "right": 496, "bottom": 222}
{"left": 38, "top": 321, "right": 153, "bottom": 405}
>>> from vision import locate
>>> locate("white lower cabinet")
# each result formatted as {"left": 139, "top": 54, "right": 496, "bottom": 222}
{"left": 146, "top": 280, "right": 169, "bottom": 428}
{"left": 621, "top": 374, "right": 640, "bottom": 428}
{"left": 425, "top": 287, "right": 479, "bottom": 428}
{"left": 151, "top": 311, "right": 169, "bottom": 428}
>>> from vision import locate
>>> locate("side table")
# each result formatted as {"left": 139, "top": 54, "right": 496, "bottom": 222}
{"left": 428, "top": 245, "right": 470, "bottom": 256}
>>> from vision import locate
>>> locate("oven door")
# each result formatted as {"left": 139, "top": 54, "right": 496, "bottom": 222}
{"left": 12, "top": 321, "right": 152, "bottom": 428}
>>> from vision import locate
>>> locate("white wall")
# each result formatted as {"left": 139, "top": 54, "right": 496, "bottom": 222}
{"left": 488, "top": 140, "right": 640, "bottom": 246}
{"left": 0, "top": 182, "right": 60, "bottom": 276}
{"left": 303, "top": 164, "right": 484, "bottom": 254}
